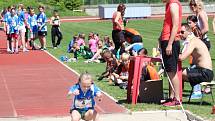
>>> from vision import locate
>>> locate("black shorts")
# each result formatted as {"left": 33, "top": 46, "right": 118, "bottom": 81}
{"left": 186, "top": 66, "right": 214, "bottom": 87}
{"left": 131, "top": 35, "right": 142, "bottom": 43}
{"left": 160, "top": 40, "right": 180, "bottom": 72}
{"left": 38, "top": 31, "right": 47, "bottom": 36}
{"left": 112, "top": 30, "right": 125, "bottom": 47}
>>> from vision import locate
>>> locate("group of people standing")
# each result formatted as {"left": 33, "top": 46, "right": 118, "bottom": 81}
{"left": 160, "top": 0, "right": 213, "bottom": 107}
{"left": 111, "top": 0, "right": 214, "bottom": 107}
{"left": 1, "top": 4, "right": 62, "bottom": 53}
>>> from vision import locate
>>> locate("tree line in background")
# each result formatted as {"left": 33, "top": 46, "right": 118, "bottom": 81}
{"left": 39, "top": 0, "right": 82, "bottom": 10}
{"left": 0, "top": 0, "right": 86, "bottom": 17}
{"left": 1, "top": 0, "right": 215, "bottom": 17}
{"left": 41, "top": 0, "right": 215, "bottom": 8}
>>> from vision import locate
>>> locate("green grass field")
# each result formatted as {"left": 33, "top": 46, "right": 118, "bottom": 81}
{"left": 45, "top": 18, "right": 215, "bottom": 120}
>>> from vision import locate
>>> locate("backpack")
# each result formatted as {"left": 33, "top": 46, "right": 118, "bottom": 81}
{"left": 141, "top": 64, "right": 159, "bottom": 81}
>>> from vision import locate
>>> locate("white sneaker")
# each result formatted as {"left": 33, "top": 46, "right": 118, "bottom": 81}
{"left": 23, "top": 48, "right": 29, "bottom": 52}
{"left": 7, "top": 48, "right": 11, "bottom": 53}
{"left": 67, "top": 58, "right": 77, "bottom": 62}
{"left": 14, "top": 49, "right": 19, "bottom": 54}
{"left": 84, "top": 59, "right": 92, "bottom": 63}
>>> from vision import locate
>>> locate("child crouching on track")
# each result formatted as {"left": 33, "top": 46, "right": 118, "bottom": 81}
{"left": 67, "top": 72, "right": 102, "bottom": 121}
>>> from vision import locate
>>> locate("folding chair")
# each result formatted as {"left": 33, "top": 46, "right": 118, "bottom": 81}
{"left": 188, "top": 81, "right": 215, "bottom": 105}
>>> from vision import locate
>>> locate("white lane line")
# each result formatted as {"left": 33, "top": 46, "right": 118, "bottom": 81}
{"left": 0, "top": 72, "right": 18, "bottom": 117}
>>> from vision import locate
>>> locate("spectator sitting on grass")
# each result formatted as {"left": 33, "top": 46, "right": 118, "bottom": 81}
{"left": 98, "top": 49, "right": 119, "bottom": 81}
{"left": 103, "top": 35, "right": 115, "bottom": 51}
{"left": 67, "top": 33, "right": 88, "bottom": 62}
{"left": 67, "top": 35, "right": 78, "bottom": 53}
{"left": 88, "top": 32, "right": 97, "bottom": 55}
{"left": 94, "top": 33, "right": 100, "bottom": 43}
{"left": 77, "top": 33, "right": 86, "bottom": 47}
{"left": 110, "top": 52, "right": 130, "bottom": 89}
{"left": 85, "top": 40, "right": 105, "bottom": 63}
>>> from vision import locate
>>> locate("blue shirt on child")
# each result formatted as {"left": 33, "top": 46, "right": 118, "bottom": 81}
{"left": 68, "top": 83, "right": 101, "bottom": 111}
{"left": 37, "top": 12, "right": 47, "bottom": 32}
{"left": 28, "top": 14, "right": 38, "bottom": 33}
{"left": 7, "top": 15, "right": 18, "bottom": 34}
{"left": 18, "top": 10, "right": 25, "bottom": 27}
{"left": 3, "top": 12, "right": 11, "bottom": 22}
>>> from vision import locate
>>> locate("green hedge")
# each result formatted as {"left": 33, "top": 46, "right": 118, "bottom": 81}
{"left": 0, "top": 0, "right": 87, "bottom": 17}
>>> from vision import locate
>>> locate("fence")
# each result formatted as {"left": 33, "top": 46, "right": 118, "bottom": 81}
{"left": 82, "top": 0, "right": 215, "bottom": 5}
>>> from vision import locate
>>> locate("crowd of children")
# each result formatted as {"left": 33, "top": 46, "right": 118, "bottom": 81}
{"left": 1, "top": 4, "right": 62, "bottom": 53}
{"left": 65, "top": 29, "right": 160, "bottom": 91}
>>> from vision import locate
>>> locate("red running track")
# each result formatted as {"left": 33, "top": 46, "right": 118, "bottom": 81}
{"left": 0, "top": 30, "right": 127, "bottom": 118}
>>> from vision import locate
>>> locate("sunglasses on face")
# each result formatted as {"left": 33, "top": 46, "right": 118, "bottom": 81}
{"left": 180, "top": 31, "right": 185, "bottom": 34}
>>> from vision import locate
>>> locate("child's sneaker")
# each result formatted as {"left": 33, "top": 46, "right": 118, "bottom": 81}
{"left": 67, "top": 58, "right": 77, "bottom": 62}
{"left": 84, "top": 59, "right": 92, "bottom": 63}
{"left": 163, "top": 97, "right": 180, "bottom": 107}
{"left": 7, "top": 48, "right": 11, "bottom": 53}
{"left": 14, "top": 49, "right": 19, "bottom": 54}
{"left": 40, "top": 47, "right": 47, "bottom": 51}
{"left": 23, "top": 48, "right": 29, "bottom": 52}
{"left": 32, "top": 46, "right": 37, "bottom": 50}
{"left": 119, "top": 82, "right": 128, "bottom": 89}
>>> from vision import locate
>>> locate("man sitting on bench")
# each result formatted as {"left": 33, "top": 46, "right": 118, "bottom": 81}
{"left": 179, "top": 23, "right": 214, "bottom": 87}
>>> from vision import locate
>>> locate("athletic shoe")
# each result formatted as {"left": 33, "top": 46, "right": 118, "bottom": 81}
{"left": 14, "top": 49, "right": 19, "bottom": 54}
{"left": 23, "top": 48, "right": 29, "bottom": 52}
{"left": 7, "top": 48, "right": 11, "bottom": 53}
{"left": 8, "top": 50, "right": 14, "bottom": 54}
{"left": 32, "top": 46, "right": 37, "bottom": 50}
{"left": 40, "top": 47, "right": 47, "bottom": 51}
{"left": 67, "top": 58, "right": 77, "bottom": 62}
{"left": 161, "top": 98, "right": 173, "bottom": 104}
{"left": 163, "top": 97, "right": 180, "bottom": 107}
{"left": 119, "top": 82, "right": 128, "bottom": 89}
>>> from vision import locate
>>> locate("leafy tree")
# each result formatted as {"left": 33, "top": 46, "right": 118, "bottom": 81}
{"left": 64, "top": 0, "right": 83, "bottom": 10}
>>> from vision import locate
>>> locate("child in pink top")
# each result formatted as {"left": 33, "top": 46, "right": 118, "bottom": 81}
{"left": 76, "top": 33, "right": 85, "bottom": 47}
{"left": 94, "top": 33, "right": 100, "bottom": 43}
{"left": 88, "top": 32, "right": 97, "bottom": 54}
